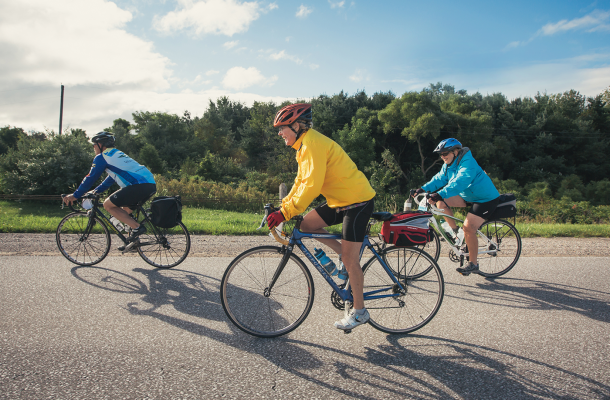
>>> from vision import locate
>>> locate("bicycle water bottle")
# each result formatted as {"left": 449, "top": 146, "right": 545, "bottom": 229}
{"left": 109, "top": 217, "right": 125, "bottom": 232}
{"left": 336, "top": 260, "right": 348, "bottom": 281}
{"left": 456, "top": 228, "right": 465, "bottom": 246}
{"left": 314, "top": 248, "right": 338, "bottom": 276}
{"left": 404, "top": 198, "right": 412, "bottom": 211}
{"left": 441, "top": 220, "right": 453, "bottom": 236}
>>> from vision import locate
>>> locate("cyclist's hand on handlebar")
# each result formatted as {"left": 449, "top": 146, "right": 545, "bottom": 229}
{"left": 62, "top": 194, "right": 77, "bottom": 205}
{"left": 411, "top": 188, "right": 424, "bottom": 197}
{"left": 428, "top": 193, "right": 443, "bottom": 203}
{"left": 267, "top": 210, "right": 285, "bottom": 230}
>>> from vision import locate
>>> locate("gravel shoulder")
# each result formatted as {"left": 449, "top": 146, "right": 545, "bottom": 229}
{"left": 1, "top": 233, "right": 609, "bottom": 257}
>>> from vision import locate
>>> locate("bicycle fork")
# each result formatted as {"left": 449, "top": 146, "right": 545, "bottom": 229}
{"left": 263, "top": 247, "right": 293, "bottom": 298}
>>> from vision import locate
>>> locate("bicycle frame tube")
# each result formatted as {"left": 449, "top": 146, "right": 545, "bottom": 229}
{"left": 92, "top": 207, "right": 129, "bottom": 243}
{"left": 286, "top": 228, "right": 406, "bottom": 303}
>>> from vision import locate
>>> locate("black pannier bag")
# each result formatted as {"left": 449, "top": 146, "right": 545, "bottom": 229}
{"left": 150, "top": 196, "right": 182, "bottom": 228}
{"left": 488, "top": 193, "right": 517, "bottom": 220}
{"left": 380, "top": 211, "right": 433, "bottom": 247}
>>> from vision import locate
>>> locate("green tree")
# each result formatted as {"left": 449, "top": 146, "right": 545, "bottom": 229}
{"left": 139, "top": 143, "right": 165, "bottom": 174}
{"left": 0, "top": 126, "right": 26, "bottom": 155}
{"left": 0, "top": 132, "right": 93, "bottom": 195}
{"left": 378, "top": 91, "right": 443, "bottom": 179}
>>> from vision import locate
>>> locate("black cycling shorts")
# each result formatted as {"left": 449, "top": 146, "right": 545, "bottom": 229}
{"left": 108, "top": 183, "right": 157, "bottom": 210}
{"left": 315, "top": 199, "right": 375, "bottom": 242}
{"left": 468, "top": 197, "right": 500, "bottom": 219}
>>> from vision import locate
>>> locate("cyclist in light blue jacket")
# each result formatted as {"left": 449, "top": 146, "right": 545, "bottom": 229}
{"left": 414, "top": 138, "right": 500, "bottom": 276}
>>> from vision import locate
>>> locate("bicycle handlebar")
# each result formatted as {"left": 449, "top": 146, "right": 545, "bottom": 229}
{"left": 61, "top": 193, "right": 102, "bottom": 213}
{"left": 258, "top": 204, "right": 289, "bottom": 246}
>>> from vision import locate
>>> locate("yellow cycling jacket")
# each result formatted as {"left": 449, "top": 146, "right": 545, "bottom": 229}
{"left": 280, "top": 129, "right": 376, "bottom": 221}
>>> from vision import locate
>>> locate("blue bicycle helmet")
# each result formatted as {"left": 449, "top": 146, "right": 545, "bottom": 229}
{"left": 434, "top": 138, "right": 462, "bottom": 153}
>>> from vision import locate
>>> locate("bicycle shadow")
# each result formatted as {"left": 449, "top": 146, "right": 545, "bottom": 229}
{"left": 70, "top": 265, "right": 610, "bottom": 399}
{"left": 447, "top": 277, "right": 610, "bottom": 323}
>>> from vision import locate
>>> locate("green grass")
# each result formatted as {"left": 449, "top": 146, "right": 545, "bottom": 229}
{"left": 1, "top": 200, "right": 609, "bottom": 237}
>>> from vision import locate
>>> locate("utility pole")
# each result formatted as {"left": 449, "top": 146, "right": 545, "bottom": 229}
{"left": 59, "top": 84, "right": 64, "bottom": 134}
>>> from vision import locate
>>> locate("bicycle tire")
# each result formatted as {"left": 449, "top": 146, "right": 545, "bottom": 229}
{"left": 475, "top": 219, "right": 522, "bottom": 278}
{"left": 408, "top": 228, "right": 442, "bottom": 278}
{"left": 220, "top": 246, "right": 315, "bottom": 338}
{"left": 137, "top": 221, "right": 191, "bottom": 268}
{"left": 363, "top": 246, "right": 444, "bottom": 334}
{"left": 56, "top": 212, "right": 111, "bottom": 266}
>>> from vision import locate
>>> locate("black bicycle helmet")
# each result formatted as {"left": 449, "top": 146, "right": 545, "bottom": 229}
{"left": 91, "top": 131, "right": 115, "bottom": 148}
{"left": 434, "top": 138, "right": 462, "bottom": 153}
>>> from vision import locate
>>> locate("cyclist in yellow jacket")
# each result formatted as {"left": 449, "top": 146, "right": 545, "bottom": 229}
{"left": 266, "top": 103, "right": 376, "bottom": 331}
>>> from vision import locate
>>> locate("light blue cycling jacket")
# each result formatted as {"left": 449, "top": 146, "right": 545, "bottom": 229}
{"left": 422, "top": 147, "right": 499, "bottom": 203}
{"left": 73, "top": 148, "right": 155, "bottom": 198}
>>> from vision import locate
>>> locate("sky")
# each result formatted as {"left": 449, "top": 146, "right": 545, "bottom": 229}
{"left": 0, "top": 0, "right": 609, "bottom": 135}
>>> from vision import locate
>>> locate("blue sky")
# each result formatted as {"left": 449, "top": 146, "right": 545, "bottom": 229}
{"left": 1, "top": 0, "right": 609, "bottom": 134}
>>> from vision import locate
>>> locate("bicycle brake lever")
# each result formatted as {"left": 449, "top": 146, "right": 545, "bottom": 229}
{"left": 257, "top": 203, "right": 273, "bottom": 230}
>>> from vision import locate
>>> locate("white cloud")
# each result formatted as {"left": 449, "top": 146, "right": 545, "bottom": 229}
{"left": 206, "top": 70, "right": 220, "bottom": 76}
{"left": 309, "top": 63, "right": 320, "bottom": 70}
{"left": 154, "top": 0, "right": 263, "bottom": 37}
{"left": 222, "top": 67, "right": 278, "bottom": 90}
{"left": 0, "top": 0, "right": 171, "bottom": 89}
{"left": 540, "top": 9, "right": 610, "bottom": 35}
{"left": 269, "top": 50, "right": 303, "bottom": 64}
{"left": 329, "top": 1, "right": 345, "bottom": 9}
{"left": 268, "top": 2, "right": 278, "bottom": 10}
{"left": 223, "top": 40, "right": 239, "bottom": 49}
{"left": 349, "top": 69, "right": 369, "bottom": 82}
{"left": 296, "top": 5, "right": 313, "bottom": 18}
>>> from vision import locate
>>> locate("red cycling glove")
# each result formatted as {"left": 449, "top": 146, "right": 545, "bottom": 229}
{"left": 267, "top": 210, "right": 285, "bottom": 229}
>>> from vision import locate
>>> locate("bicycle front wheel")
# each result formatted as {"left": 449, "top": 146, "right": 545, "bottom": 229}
{"left": 56, "top": 212, "right": 111, "bottom": 266}
{"left": 363, "top": 247, "right": 444, "bottom": 334}
{"left": 476, "top": 219, "right": 522, "bottom": 278}
{"left": 137, "top": 222, "right": 191, "bottom": 268}
{"left": 409, "top": 228, "right": 442, "bottom": 278}
{"left": 220, "top": 246, "right": 315, "bottom": 338}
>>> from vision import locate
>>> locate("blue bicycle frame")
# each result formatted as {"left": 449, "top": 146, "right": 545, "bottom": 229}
{"left": 281, "top": 228, "right": 406, "bottom": 303}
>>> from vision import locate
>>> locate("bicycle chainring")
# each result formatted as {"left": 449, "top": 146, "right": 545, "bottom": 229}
{"left": 331, "top": 291, "right": 346, "bottom": 310}
{"left": 448, "top": 250, "right": 460, "bottom": 263}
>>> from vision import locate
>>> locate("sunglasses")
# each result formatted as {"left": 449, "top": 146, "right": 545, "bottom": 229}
{"left": 439, "top": 151, "right": 452, "bottom": 157}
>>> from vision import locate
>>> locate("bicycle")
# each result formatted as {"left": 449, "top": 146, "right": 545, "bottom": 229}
{"left": 411, "top": 192, "right": 522, "bottom": 278}
{"left": 56, "top": 193, "right": 191, "bottom": 268}
{"left": 220, "top": 204, "right": 444, "bottom": 338}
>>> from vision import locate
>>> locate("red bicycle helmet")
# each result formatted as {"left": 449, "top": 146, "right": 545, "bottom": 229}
{"left": 273, "top": 103, "right": 312, "bottom": 127}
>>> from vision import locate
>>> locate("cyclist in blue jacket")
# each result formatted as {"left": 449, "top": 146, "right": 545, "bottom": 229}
{"left": 62, "top": 132, "right": 157, "bottom": 243}
{"left": 414, "top": 138, "right": 500, "bottom": 275}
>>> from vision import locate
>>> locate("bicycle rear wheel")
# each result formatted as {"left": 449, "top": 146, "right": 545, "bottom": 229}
{"left": 476, "top": 219, "right": 522, "bottom": 278}
{"left": 220, "top": 246, "right": 314, "bottom": 338}
{"left": 56, "top": 212, "right": 110, "bottom": 266}
{"left": 363, "top": 247, "right": 444, "bottom": 334}
{"left": 137, "top": 221, "right": 191, "bottom": 268}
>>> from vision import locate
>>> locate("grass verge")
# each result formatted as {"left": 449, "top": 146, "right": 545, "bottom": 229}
{"left": 1, "top": 200, "right": 609, "bottom": 237}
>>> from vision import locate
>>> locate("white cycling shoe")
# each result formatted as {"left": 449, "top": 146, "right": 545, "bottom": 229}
{"left": 334, "top": 308, "right": 370, "bottom": 330}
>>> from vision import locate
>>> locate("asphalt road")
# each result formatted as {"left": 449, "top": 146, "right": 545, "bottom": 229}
{"left": 1, "top": 254, "right": 609, "bottom": 399}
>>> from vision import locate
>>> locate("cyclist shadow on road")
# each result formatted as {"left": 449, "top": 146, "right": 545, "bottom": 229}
{"left": 70, "top": 265, "right": 609, "bottom": 398}
{"left": 453, "top": 277, "right": 610, "bottom": 323}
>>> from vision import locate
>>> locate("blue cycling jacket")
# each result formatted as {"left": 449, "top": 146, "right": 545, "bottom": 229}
{"left": 422, "top": 148, "right": 499, "bottom": 203}
{"left": 73, "top": 148, "right": 155, "bottom": 198}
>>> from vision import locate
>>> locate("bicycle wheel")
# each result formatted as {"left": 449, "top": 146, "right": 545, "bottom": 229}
{"left": 137, "top": 221, "right": 191, "bottom": 268}
{"left": 220, "top": 246, "right": 315, "bottom": 338}
{"left": 56, "top": 212, "right": 111, "bottom": 266}
{"left": 363, "top": 247, "right": 444, "bottom": 334}
{"left": 408, "top": 228, "right": 442, "bottom": 278}
{"left": 475, "top": 219, "right": 522, "bottom": 278}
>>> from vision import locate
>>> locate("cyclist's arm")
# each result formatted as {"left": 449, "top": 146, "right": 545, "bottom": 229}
{"left": 72, "top": 154, "right": 108, "bottom": 199}
{"left": 280, "top": 145, "right": 326, "bottom": 221}
{"left": 422, "top": 166, "right": 448, "bottom": 193}
{"left": 93, "top": 175, "right": 115, "bottom": 195}
{"left": 437, "top": 158, "right": 476, "bottom": 199}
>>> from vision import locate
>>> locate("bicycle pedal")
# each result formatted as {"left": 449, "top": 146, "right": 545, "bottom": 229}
{"left": 343, "top": 329, "right": 352, "bottom": 334}
{"left": 121, "top": 240, "right": 139, "bottom": 253}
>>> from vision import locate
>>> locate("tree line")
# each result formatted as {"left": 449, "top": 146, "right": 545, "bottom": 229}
{"left": 1, "top": 82, "right": 609, "bottom": 206}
